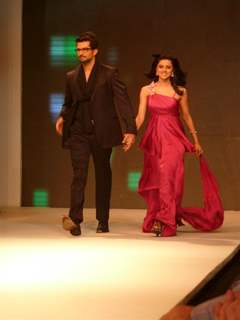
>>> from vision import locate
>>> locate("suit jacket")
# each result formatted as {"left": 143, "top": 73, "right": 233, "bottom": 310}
{"left": 59, "top": 62, "right": 137, "bottom": 149}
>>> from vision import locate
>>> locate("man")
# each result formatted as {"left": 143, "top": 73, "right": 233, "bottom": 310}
{"left": 56, "top": 31, "right": 136, "bottom": 236}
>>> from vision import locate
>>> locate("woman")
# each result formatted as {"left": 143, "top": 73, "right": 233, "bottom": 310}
{"left": 136, "top": 54, "right": 224, "bottom": 237}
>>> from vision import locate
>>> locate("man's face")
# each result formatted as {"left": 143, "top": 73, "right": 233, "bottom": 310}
{"left": 76, "top": 41, "right": 98, "bottom": 64}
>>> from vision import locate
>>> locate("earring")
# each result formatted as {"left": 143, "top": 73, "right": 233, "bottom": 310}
{"left": 171, "top": 73, "right": 174, "bottom": 78}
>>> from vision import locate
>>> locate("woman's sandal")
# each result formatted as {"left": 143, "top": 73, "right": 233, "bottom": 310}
{"left": 151, "top": 220, "right": 162, "bottom": 237}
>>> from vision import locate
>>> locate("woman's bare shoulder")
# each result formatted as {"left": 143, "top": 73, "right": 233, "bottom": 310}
{"left": 140, "top": 83, "right": 154, "bottom": 96}
{"left": 177, "top": 86, "right": 187, "bottom": 95}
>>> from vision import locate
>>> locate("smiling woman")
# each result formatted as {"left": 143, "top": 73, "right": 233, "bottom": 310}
{"left": 136, "top": 54, "right": 224, "bottom": 237}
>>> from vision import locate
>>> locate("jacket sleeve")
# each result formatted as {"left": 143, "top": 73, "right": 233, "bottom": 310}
{"left": 59, "top": 74, "right": 73, "bottom": 119}
{"left": 111, "top": 69, "right": 137, "bottom": 134}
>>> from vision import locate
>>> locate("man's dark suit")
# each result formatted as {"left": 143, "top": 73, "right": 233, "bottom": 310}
{"left": 59, "top": 62, "right": 136, "bottom": 225}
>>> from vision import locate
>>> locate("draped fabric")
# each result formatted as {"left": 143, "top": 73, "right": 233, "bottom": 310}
{"left": 138, "top": 89, "right": 224, "bottom": 233}
{"left": 71, "top": 60, "right": 99, "bottom": 135}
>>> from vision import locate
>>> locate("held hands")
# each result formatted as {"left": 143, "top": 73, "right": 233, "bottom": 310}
{"left": 56, "top": 117, "right": 64, "bottom": 136}
{"left": 194, "top": 142, "right": 203, "bottom": 157}
{"left": 213, "top": 290, "right": 240, "bottom": 320}
{"left": 122, "top": 134, "right": 136, "bottom": 152}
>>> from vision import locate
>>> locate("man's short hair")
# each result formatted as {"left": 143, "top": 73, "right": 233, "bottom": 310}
{"left": 76, "top": 31, "right": 98, "bottom": 49}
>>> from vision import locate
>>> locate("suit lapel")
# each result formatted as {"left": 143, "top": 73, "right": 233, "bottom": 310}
{"left": 73, "top": 65, "right": 86, "bottom": 99}
{"left": 91, "top": 63, "right": 106, "bottom": 101}
{"left": 71, "top": 62, "right": 106, "bottom": 101}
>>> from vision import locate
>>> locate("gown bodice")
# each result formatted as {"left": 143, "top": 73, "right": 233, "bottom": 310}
{"left": 140, "top": 85, "right": 194, "bottom": 155}
{"left": 147, "top": 93, "right": 180, "bottom": 117}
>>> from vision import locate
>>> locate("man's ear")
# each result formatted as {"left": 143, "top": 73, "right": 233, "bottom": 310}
{"left": 93, "top": 49, "right": 98, "bottom": 57}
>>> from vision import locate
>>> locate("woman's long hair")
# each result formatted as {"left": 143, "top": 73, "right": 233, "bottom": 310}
{"left": 146, "top": 54, "right": 187, "bottom": 95}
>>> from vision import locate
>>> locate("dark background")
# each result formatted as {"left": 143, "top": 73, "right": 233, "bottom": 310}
{"left": 22, "top": 0, "right": 240, "bottom": 209}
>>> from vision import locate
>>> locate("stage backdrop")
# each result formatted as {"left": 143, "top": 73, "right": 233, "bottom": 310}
{"left": 0, "top": 0, "right": 21, "bottom": 207}
{"left": 22, "top": 0, "right": 240, "bottom": 209}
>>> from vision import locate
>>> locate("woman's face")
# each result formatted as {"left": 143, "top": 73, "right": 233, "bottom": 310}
{"left": 156, "top": 59, "right": 173, "bottom": 81}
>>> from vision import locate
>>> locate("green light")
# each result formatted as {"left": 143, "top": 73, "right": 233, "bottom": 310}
{"left": 33, "top": 189, "right": 49, "bottom": 207}
{"left": 128, "top": 172, "right": 141, "bottom": 191}
{"left": 50, "top": 35, "right": 77, "bottom": 66}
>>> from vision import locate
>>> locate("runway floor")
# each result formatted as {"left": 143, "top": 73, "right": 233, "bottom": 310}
{"left": 0, "top": 208, "right": 240, "bottom": 320}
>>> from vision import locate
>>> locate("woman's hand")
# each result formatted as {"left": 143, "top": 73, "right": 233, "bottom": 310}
{"left": 194, "top": 142, "right": 203, "bottom": 157}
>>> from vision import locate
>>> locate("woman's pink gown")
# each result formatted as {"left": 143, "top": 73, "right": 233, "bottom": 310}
{"left": 138, "top": 88, "right": 224, "bottom": 233}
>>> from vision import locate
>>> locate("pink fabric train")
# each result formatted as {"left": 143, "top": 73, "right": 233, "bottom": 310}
{"left": 138, "top": 92, "right": 224, "bottom": 234}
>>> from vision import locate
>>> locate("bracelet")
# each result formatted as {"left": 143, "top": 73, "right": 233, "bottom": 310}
{"left": 190, "top": 130, "right": 198, "bottom": 135}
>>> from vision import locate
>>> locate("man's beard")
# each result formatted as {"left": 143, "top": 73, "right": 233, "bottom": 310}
{"left": 80, "top": 57, "right": 93, "bottom": 64}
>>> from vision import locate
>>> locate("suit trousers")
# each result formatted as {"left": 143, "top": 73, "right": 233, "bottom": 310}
{"left": 69, "top": 133, "right": 112, "bottom": 224}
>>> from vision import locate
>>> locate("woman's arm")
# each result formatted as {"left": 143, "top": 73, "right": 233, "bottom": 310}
{"left": 136, "top": 86, "right": 148, "bottom": 130}
{"left": 179, "top": 89, "right": 203, "bottom": 156}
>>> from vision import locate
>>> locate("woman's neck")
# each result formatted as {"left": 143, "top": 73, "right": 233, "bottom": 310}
{"left": 156, "top": 79, "right": 171, "bottom": 86}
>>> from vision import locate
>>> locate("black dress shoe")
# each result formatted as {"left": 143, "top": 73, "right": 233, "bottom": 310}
{"left": 96, "top": 222, "right": 109, "bottom": 233}
{"left": 62, "top": 216, "right": 81, "bottom": 236}
{"left": 70, "top": 224, "right": 81, "bottom": 236}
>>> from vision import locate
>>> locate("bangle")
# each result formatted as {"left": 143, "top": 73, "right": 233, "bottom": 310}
{"left": 190, "top": 130, "right": 198, "bottom": 135}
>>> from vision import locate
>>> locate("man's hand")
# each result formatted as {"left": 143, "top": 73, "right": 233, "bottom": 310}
{"left": 122, "top": 134, "right": 136, "bottom": 152}
{"left": 56, "top": 117, "right": 64, "bottom": 136}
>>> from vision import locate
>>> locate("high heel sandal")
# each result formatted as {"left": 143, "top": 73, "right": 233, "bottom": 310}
{"left": 176, "top": 219, "right": 185, "bottom": 227}
{"left": 161, "top": 224, "right": 176, "bottom": 237}
{"left": 151, "top": 220, "right": 162, "bottom": 237}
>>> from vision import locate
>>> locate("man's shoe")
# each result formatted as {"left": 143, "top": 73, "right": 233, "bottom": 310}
{"left": 62, "top": 216, "right": 81, "bottom": 236}
{"left": 70, "top": 225, "right": 81, "bottom": 236}
{"left": 96, "top": 222, "right": 109, "bottom": 233}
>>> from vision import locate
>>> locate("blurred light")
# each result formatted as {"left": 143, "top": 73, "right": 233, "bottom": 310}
{"left": 128, "top": 172, "right": 141, "bottom": 191}
{"left": 106, "top": 47, "right": 119, "bottom": 65}
{"left": 50, "top": 35, "right": 77, "bottom": 66}
{"left": 49, "top": 93, "right": 64, "bottom": 122}
{"left": 33, "top": 189, "right": 49, "bottom": 207}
